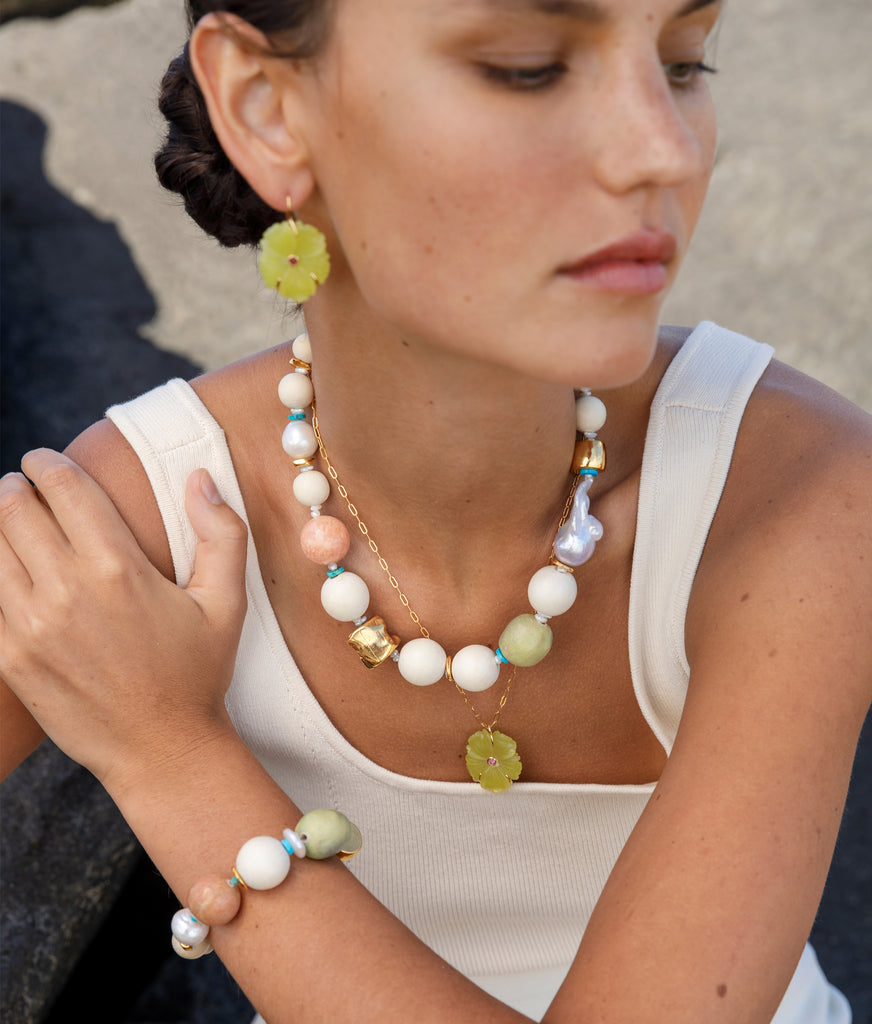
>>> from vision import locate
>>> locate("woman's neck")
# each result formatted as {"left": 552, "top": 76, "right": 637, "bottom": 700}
{"left": 301, "top": 300, "right": 580, "bottom": 576}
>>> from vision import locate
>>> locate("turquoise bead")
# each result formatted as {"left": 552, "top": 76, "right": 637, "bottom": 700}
{"left": 497, "top": 614, "right": 553, "bottom": 667}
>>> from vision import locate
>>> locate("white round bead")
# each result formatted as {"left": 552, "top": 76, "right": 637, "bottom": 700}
{"left": 451, "top": 644, "right": 500, "bottom": 692}
{"left": 320, "top": 571, "right": 370, "bottom": 622}
{"left": 281, "top": 420, "right": 317, "bottom": 459}
{"left": 171, "top": 909, "right": 210, "bottom": 947}
{"left": 397, "top": 637, "right": 447, "bottom": 687}
{"left": 235, "top": 835, "right": 291, "bottom": 890}
{"left": 528, "top": 565, "right": 578, "bottom": 618}
{"left": 278, "top": 372, "right": 314, "bottom": 410}
{"left": 292, "top": 333, "right": 313, "bottom": 363}
{"left": 172, "top": 935, "right": 213, "bottom": 959}
{"left": 292, "top": 469, "right": 331, "bottom": 507}
{"left": 575, "top": 394, "right": 607, "bottom": 434}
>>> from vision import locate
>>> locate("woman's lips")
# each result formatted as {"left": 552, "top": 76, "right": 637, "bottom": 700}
{"left": 558, "top": 231, "right": 677, "bottom": 295}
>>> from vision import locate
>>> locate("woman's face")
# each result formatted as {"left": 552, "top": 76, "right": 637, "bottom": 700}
{"left": 298, "top": 0, "right": 721, "bottom": 388}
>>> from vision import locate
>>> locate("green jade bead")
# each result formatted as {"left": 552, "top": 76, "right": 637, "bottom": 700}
{"left": 295, "top": 809, "right": 362, "bottom": 860}
{"left": 498, "top": 614, "right": 553, "bottom": 667}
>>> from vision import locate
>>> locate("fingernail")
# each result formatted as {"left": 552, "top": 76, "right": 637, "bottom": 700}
{"left": 200, "top": 471, "right": 224, "bottom": 505}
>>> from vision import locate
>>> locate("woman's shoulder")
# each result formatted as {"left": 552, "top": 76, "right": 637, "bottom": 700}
{"left": 686, "top": 343, "right": 872, "bottom": 703}
{"left": 64, "top": 345, "right": 289, "bottom": 580}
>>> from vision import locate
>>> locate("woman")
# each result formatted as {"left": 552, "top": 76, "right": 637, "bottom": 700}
{"left": 1, "top": 0, "right": 870, "bottom": 1021}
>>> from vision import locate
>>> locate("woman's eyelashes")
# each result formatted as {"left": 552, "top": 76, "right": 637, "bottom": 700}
{"left": 663, "top": 60, "right": 718, "bottom": 87}
{"left": 479, "top": 60, "right": 568, "bottom": 91}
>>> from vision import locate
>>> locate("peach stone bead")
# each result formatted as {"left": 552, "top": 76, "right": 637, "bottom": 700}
{"left": 300, "top": 515, "right": 351, "bottom": 565}
{"left": 186, "top": 875, "right": 242, "bottom": 926}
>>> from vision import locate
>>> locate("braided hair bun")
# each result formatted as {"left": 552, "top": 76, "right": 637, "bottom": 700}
{"left": 153, "top": 1, "right": 328, "bottom": 247}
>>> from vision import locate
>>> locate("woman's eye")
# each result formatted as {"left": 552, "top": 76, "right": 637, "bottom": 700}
{"left": 663, "top": 61, "right": 718, "bottom": 86}
{"left": 480, "top": 61, "right": 567, "bottom": 91}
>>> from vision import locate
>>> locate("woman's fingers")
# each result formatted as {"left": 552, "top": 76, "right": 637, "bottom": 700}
{"left": 183, "top": 470, "right": 249, "bottom": 631}
{"left": 18, "top": 449, "right": 146, "bottom": 567}
{"left": 0, "top": 471, "right": 64, "bottom": 601}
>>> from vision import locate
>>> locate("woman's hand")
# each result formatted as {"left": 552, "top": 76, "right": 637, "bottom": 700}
{"left": 0, "top": 449, "right": 248, "bottom": 795}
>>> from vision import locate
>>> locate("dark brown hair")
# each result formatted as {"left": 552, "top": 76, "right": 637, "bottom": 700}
{"left": 154, "top": 0, "right": 329, "bottom": 247}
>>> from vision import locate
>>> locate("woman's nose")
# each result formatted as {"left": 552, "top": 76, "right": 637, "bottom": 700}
{"left": 588, "top": 58, "right": 711, "bottom": 196}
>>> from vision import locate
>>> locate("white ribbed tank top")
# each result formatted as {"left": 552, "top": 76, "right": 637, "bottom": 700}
{"left": 107, "top": 323, "right": 849, "bottom": 1022}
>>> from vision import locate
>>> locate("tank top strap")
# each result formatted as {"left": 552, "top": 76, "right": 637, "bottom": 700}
{"left": 106, "top": 378, "right": 248, "bottom": 587}
{"left": 628, "top": 321, "right": 774, "bottom": 752}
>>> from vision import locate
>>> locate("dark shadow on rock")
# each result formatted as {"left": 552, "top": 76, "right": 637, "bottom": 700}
{"left": 0, "top": 101, "right": 253, "bottom": 1023}
{"left": 0, "top": 0, "right": 122, "bottom": 28}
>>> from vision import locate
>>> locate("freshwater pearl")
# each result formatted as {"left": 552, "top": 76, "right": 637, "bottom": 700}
{"left": 235, "top": 836, "right": 291, "bottom": 890}
{"left": 172, "top": 935, "right": 213, "bottom": 959}
{"left": 575, "top": 394, "right": 607, "bottom": 434}
{"left": 498, "top": 614, "right": 553, "bottom": 667}
{"left": 278, "top": 371, "right": 314, "bottom": 410}
{"left": 553, "top": 476, "right": 603, "bottom": 567}
{"left": 300, "top": 515, "right": 350, "bottom": 564}
{"left": 451, "top": 644, "right": 500, "bottom": 692}
{"left": 528, "top": 565, "right": 578, "bottom": 618}
{"left": 292, "top": 332, "right": 313, "bottom": 363}
{"left": 397, "top": 637, "right": 447, "bottom": 686}
{"left": 171, "top": 909, "right": 210, "bottom": 947}
{"left": 321, "top": 571, "right": 370, "bottom": 621}
{"left": 186, "top": 875, "right": 242, "bottom": 927}
{"left": 292, "top": 469, "right": 331, "bottom": 507}
{"left": 281, "top": 419, "right": 317, "bottom": 459}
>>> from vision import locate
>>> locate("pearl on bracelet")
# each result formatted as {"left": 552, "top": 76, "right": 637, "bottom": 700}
{"left": 171, "top": 908, "right": 210, "bottom": 948}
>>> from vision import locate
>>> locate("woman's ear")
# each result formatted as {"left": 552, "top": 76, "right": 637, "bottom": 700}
{"left": 190, "top": 13, "right": 315, "bottom": 212}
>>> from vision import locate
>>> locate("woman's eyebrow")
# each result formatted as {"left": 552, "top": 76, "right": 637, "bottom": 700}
{"left": 470, "top": 0, "right": 720, "bottom": 22}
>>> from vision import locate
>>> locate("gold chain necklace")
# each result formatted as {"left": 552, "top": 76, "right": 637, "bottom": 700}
{"left": 279, "top": 334, "right": 607, "bottom": 792}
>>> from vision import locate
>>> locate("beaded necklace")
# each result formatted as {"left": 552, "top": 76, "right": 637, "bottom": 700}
{"left": 279, "top": 333, "right": 607, "bottom": 792}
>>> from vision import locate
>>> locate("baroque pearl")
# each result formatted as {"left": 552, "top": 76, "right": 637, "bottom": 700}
{"left": 171, "top": 909, "right": 210, "bottom": 947}
{"left": 300, "top": 515, "right": 350, "bottom": 564}
{"left": 451, "top": 644, "right": 500, "bottom": 692}
{"left": 172, "top": 935, "right": 213, "bottom": 959}
{"left": 397, "top": 637, "right": 447, "bottom": 686}
{"left": 553, "top": 476, "right": 603, "bottom": 567}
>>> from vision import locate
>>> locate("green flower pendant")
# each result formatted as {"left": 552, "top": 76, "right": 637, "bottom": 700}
{"left": 465, "top": 729, "right": 522, "bottom": 793}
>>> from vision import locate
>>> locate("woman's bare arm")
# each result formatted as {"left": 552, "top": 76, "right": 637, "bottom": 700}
{"left": 0, "top": 420, "right": 173, "bottom": 781}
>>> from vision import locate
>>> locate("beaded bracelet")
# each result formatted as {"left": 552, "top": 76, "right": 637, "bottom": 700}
{"left": 171, "top": 809, "right": 362, "bottom": 959}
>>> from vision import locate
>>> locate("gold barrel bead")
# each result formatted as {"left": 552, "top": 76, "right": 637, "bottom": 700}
{"left": 572, "top": 438, "right": 606, "bottom": 474}
{"left": 347, "top": 616, "right": 400, "bottom": 669}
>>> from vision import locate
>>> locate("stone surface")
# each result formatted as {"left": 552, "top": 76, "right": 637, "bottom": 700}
{"left": 0, "top": 0, "right": 869, "bottom": 1021}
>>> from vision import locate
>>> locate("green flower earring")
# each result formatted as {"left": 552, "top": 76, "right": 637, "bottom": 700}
{"left": 258, "top": 198, "right": 331, "bottom": 303}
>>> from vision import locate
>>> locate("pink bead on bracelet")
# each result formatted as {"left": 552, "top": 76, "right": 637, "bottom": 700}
{"left": 170, "top": 809, "right": 362, "bottom": 959}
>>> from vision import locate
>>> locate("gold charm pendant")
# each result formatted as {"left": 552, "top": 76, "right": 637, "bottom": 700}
{"left": 465, "top": 729, "right": 522, "bottom": 793}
